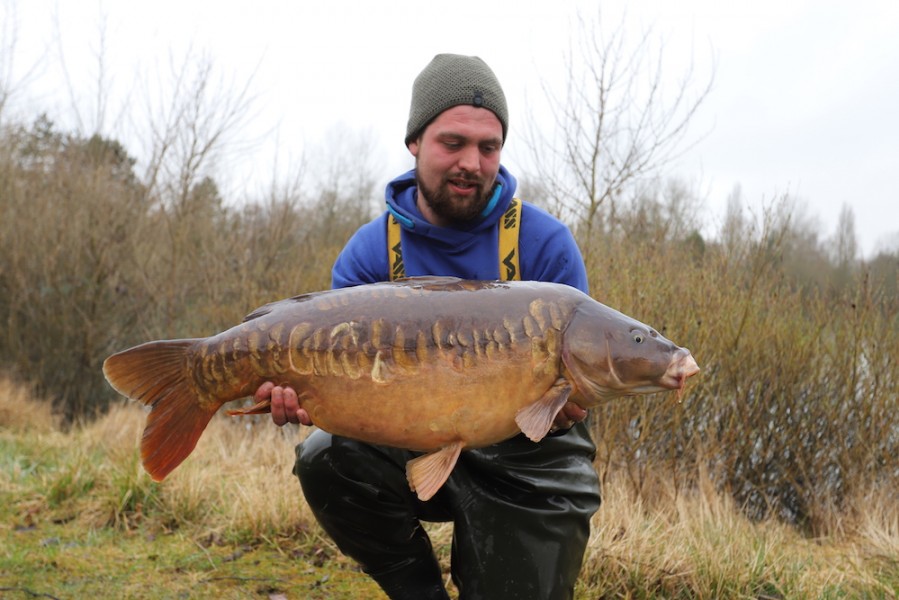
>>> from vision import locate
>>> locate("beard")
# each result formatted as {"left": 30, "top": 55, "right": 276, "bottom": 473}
{"left": 416, "top": 169, "right": 496, "bottom": 225}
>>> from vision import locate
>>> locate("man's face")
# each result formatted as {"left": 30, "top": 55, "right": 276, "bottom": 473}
{"left": 408, "top": 105, "right": 503, "bottom": 227}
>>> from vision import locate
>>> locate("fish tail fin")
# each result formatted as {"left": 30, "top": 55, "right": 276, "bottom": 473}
{"left": 103, "top": 339, "right": 216, "bottom": 481}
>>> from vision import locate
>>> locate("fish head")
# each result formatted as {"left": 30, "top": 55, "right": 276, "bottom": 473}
{"left": 561, "top": 300, "right": 700, "bottom": 405}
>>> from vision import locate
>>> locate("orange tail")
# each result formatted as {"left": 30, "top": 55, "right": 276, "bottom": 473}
{"left": 102, "top": 339, "right": 217, "bottom": 481}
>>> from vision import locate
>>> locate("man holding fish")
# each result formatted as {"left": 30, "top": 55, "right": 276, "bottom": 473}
{"left": 104, "top": 51, "right": 698, "bottom": 598}
{"left": 260, "top": 54, "right": 601, "bottom": 599}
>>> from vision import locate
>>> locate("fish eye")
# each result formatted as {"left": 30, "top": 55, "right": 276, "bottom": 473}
{"left": 632, "top": 332, "right": 644, "bottom": 344}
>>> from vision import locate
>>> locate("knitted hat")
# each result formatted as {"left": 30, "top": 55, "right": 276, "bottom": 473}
{"left": 405, "top": 54, "right": 508, "bottom": 146}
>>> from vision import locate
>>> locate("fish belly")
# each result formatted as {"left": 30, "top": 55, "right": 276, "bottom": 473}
{"left": 288, "top": 359, "right": 557, "bottom": 452}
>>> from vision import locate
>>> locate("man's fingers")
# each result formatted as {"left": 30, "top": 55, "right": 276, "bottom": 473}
{"left": 282, "top": 387, "right": 314, "bottom": 426}
{"left": 553, "top": 401, "right": 588, "bottom": 430}
{"left": 281, "top": 386, "right": 298, "bottom": 411}
{"left": 296, "top": 408, "right": 313, "bottom": 426}
{"left": 564, "top": 402, "right": 588, "bottom": 423}
{"left": 255, "top": 381, "right": 275, "bottom": 403}
{"left": 270, "top": 385, "right": 288, "bottom": 426}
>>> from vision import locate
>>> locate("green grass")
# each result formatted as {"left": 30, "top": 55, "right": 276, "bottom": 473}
{"left": 0, "top": 427, "right": 386, "bottom": 599}
{"left": 2, "top": 522, "right": 380, "bottom": 599}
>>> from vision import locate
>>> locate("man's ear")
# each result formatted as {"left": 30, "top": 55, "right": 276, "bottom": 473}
{"left": 407, "top": 138, "right": 420, "bottom": 157}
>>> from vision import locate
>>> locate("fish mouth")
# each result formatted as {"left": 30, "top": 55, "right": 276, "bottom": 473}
{"left": 660, "top": 351, "right": 700, "bottom": 392}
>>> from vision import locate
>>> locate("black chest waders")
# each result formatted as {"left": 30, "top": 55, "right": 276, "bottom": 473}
{"left": 294, "top": 199, "right": 601, "bottom": 600}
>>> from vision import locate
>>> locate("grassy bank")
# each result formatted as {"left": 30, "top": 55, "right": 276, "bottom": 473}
{"left": 2, "top": 378, "right": 897, "bottom": 599}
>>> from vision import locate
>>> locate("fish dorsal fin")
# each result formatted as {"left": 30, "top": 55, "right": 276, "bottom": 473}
{"left": 405, "top": 441, "right": 464, "bottom": 501}
{"left": 391, "top": 275, "right": 468, "bottom": 292}
{"left": 242, "top": 289, "right": 331, "bottom": 322}
{"left": 515, "top": 379, "right": 573, "bottom": 442}
{"left": 393, "top": 275, "right": 463, "bottom": 285}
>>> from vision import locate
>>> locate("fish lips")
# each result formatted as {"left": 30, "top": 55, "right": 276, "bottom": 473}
{"left": 621, "top": 347, "right": 700, "bottom": 394}
{"left": 659, "top": 351, "right": 700, "bottom": 391}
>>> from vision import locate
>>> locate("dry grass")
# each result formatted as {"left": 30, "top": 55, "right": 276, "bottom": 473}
{"left": 0, "top": 376, "right": 60, "bottom": 434}
{"left": 3, "top": 377, "right": 898, "bottom": 598}
{"left": 7, "top": 394, "right": 313, "bottom": 539}
{"left": 581, "top": 472, "right": 899, "bottom": 597}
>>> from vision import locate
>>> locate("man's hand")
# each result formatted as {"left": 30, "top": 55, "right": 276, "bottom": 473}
{"left": 255, "top": 381, "right": 313, "bottom": 427}
{"left": 553, "top": 401, "right": 588, "bottom": 431}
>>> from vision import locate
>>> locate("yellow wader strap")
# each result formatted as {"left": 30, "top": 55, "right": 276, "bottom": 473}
{"left": 387, "top": 214, "right": 405, "bottom": 281}
{"left": 498, "top": 198, "right": 522, "bottom": 281}
{"left": 387, "top": 199, "right": 522, "bottom": 281}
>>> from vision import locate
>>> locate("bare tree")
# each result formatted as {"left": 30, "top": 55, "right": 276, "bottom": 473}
{"left": 307, "top": 124, "right": 383, "bottom": 227}
{"left": 0, "top": 0, "right": 44, "bottom": 125}
{"left": 52, "top": 3, "right": 119, "bottom": 135}
{"left": 523, "top": 10, "right": 714, "bottom": 265}
{"left": 720, "top": 184, "right": 747, "bottom": 255}
{"left": 0, "top": 0, "right": 19, "bottom": 121}
{"left": 829, "top": 203, "right": 858, "bottom": 267}
{"left": 137, "top": 48, "right": 258, "bottom": 211}
{"left": 121, "top": 49, "right": 261, "bottom": 334}
{"left": 822, "top": 203, "right": 859, "bottom": 291}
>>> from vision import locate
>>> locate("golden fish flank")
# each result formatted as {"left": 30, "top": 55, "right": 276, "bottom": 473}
{"left": 274, "top": 290, "right": 563, "bottom": 383}
{"left": 281, "top": 308, "right": 566, "bottom": 384}
{"left": 102, "top": 276, "right": 700, "bottom": 502}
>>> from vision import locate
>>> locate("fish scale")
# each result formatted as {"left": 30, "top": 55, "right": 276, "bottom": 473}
{"left": 103, "top": 276, "right": 699, "bottom": 501}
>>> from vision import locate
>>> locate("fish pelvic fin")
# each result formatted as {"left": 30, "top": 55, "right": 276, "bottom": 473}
{"left": 226, "top": 398, "right": 272, "bottom": 416}
{"left": 515, "top": 378, "right": 573, "bottom": 442}
{"left": 406, "top": 441, "right": 464, "bottom": 502}
{"left": 103, "top": 339, "right": 216, "bottom": 481}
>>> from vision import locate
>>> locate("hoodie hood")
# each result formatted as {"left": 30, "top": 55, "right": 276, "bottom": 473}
{"left": 385, "top": 165, "right": 517, "bottom": 249}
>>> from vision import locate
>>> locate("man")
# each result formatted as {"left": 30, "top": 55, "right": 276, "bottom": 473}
{"left": 256, "top": 54, "right": 601, "bottom": 600}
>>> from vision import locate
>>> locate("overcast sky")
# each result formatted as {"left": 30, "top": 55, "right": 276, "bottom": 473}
{"left": 4, "top": 0, "right": 898, "bottom": 257}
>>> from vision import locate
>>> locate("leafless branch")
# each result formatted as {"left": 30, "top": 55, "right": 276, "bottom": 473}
{"left": 523, "top": 9, "right": 715, "bottom": 262}
{"left": 0, "top": 0, "right": 45, "bottom": 125}
{"left": 139, "top": 47, "right": 258, "bottom": 209}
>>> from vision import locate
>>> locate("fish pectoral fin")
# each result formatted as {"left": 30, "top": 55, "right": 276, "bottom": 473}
{"left": 515, "top": 379, "right": 573, "bottom": 442}
{"left": 226, "top": 398, "right": 272, "bottom": 416}
{"left": 405, "top": 441, "right": 464, "bottom": 502}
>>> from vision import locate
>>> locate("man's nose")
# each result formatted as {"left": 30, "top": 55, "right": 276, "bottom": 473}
{"left": 457, "top": 145, "right": 480, "bottom": 172}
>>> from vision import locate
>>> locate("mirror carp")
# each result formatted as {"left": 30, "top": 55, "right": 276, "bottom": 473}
{"left": 103, "top": 277, "right": 699, "bottom": 501}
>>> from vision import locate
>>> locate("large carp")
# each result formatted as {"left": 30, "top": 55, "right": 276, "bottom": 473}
{"left": 103, "top": 277, "right": 699, "bottom": 500}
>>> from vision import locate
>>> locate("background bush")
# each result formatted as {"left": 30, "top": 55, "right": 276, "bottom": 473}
{"left": 577, "top": 187, "right": 898, "bottom": 534}
{"left": 0, "top": 116, "right": 376, "bottom": 422}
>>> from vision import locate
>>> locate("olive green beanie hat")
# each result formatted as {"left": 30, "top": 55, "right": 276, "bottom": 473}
{"left": 405, "top": 54, "right": 509, "bottom": 146}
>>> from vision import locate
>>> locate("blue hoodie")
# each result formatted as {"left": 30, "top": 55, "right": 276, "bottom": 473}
{"left": 332, "top": 165, "right": 588, "bottom": 294}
